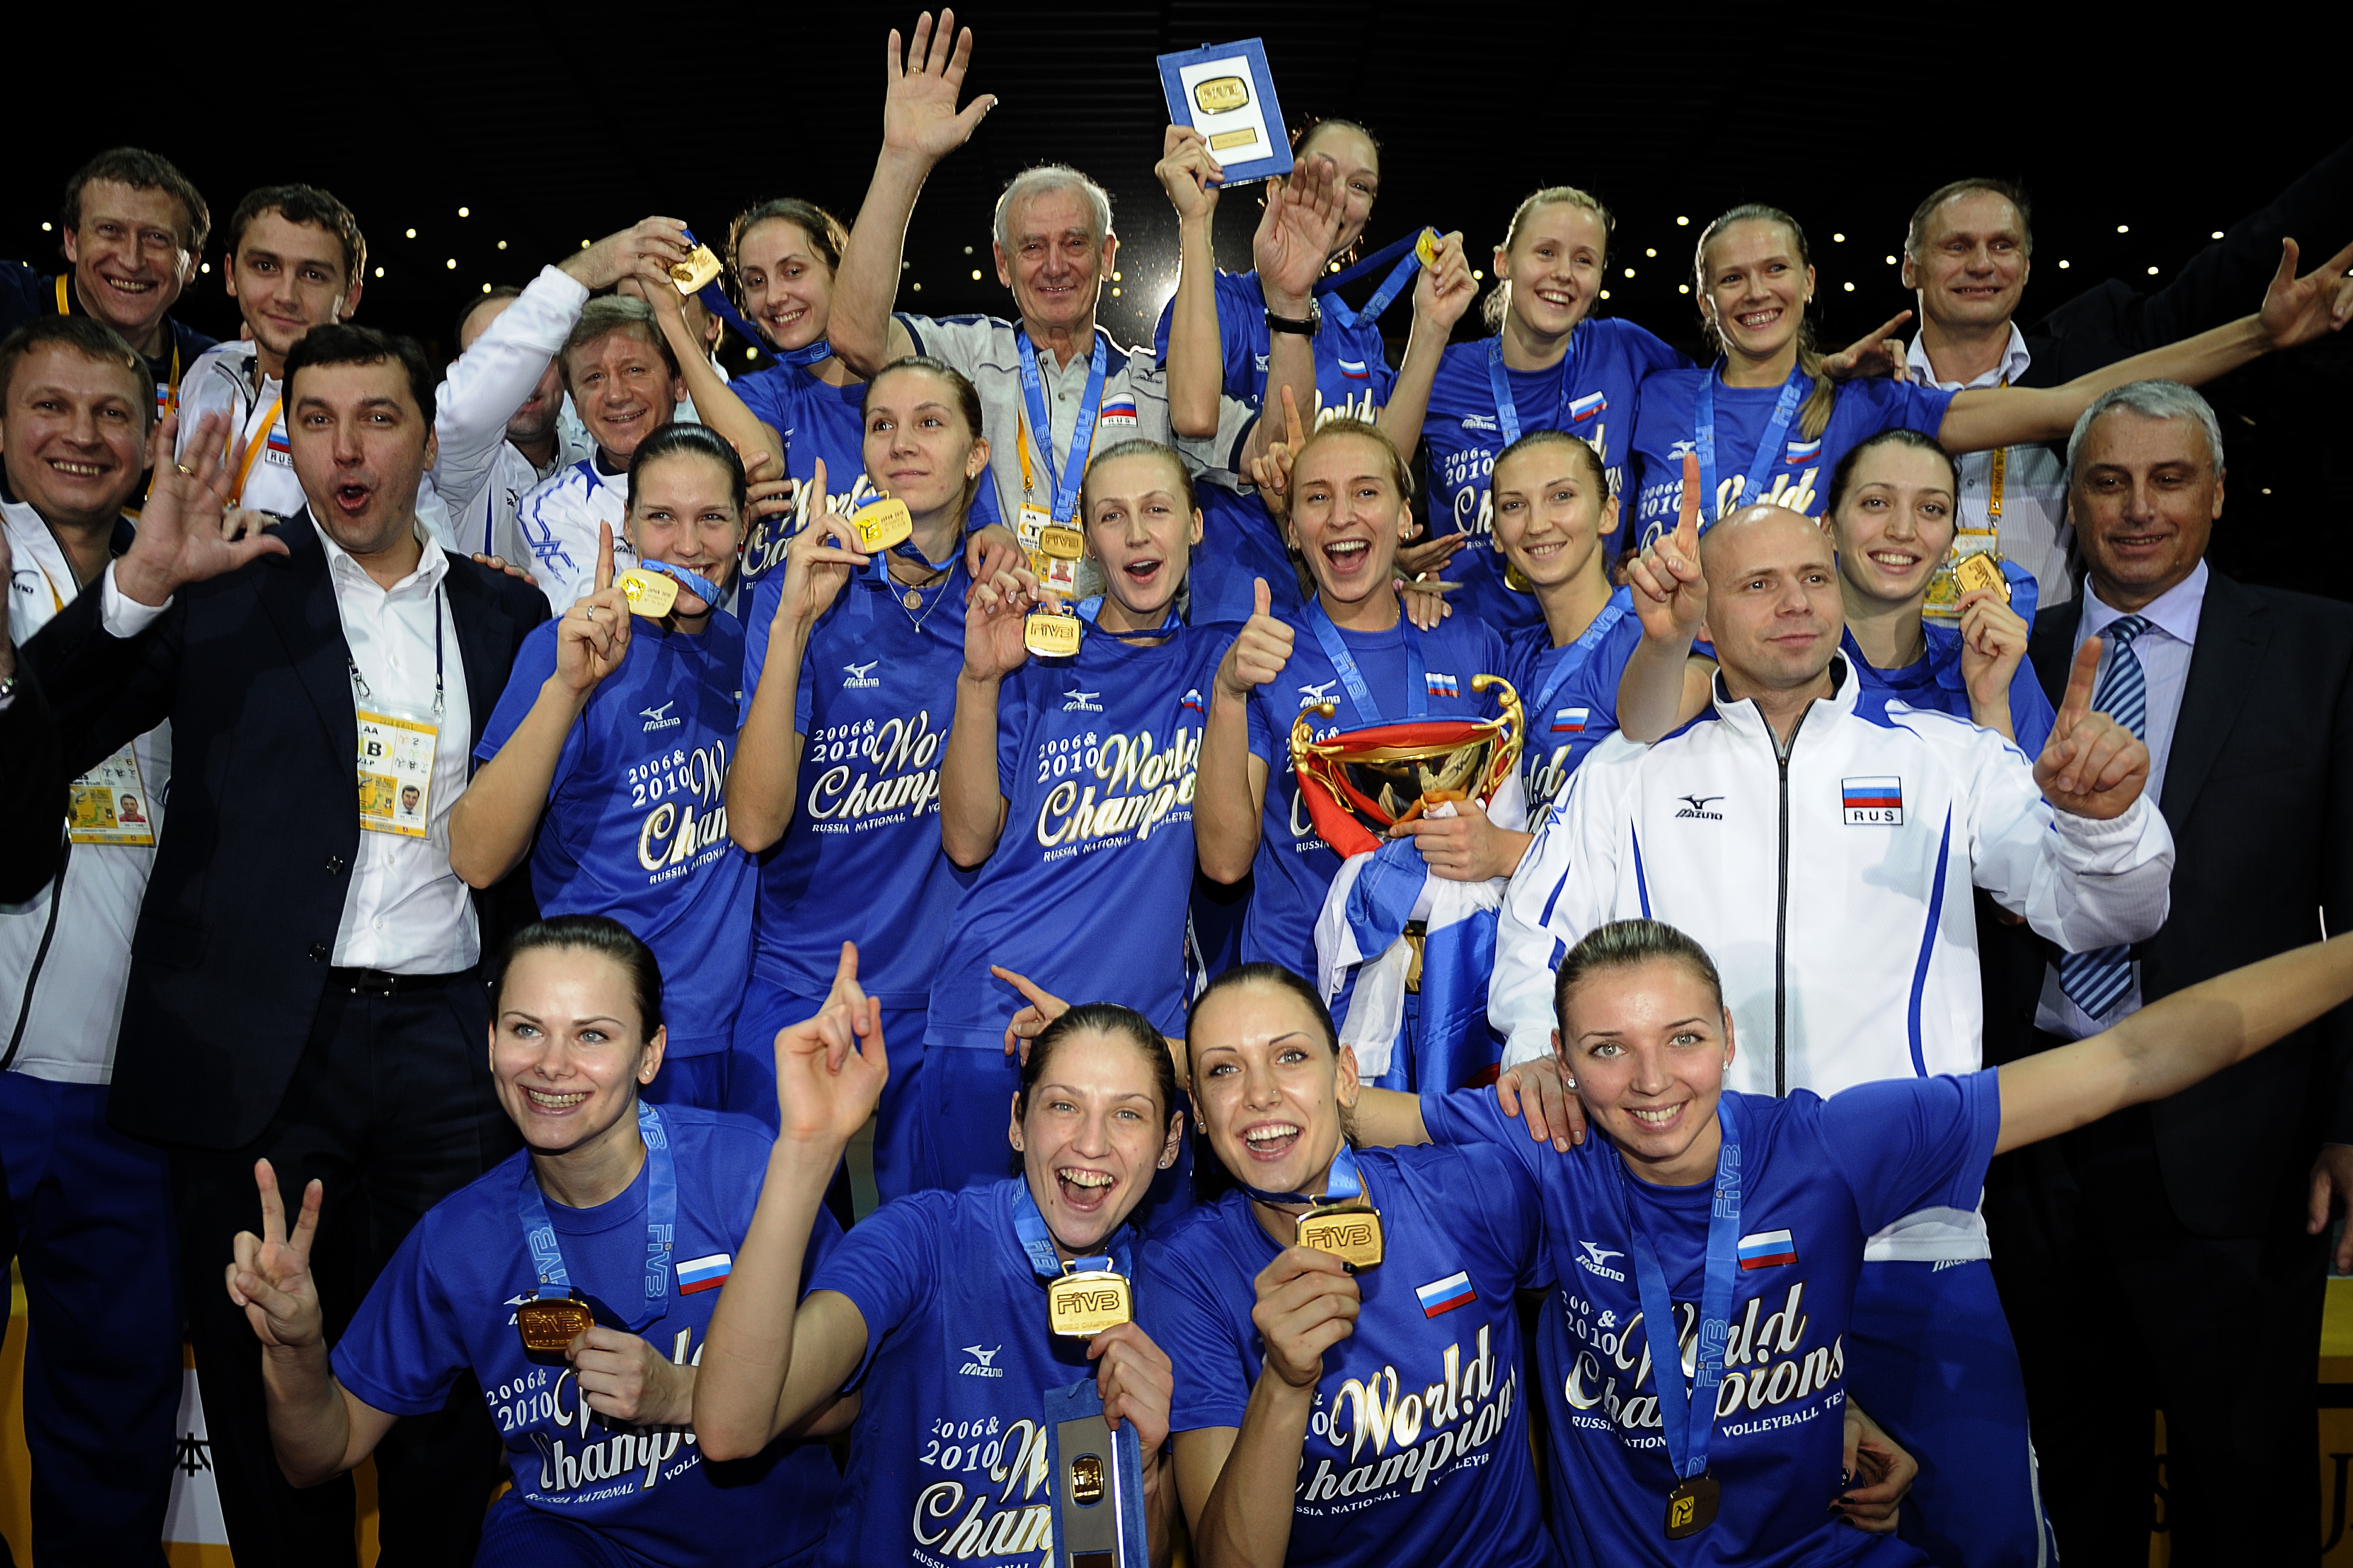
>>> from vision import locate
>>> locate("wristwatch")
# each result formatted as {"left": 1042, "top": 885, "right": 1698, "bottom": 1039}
{"left": 1265, "top": 301, "right": 1321, "bottom": 336}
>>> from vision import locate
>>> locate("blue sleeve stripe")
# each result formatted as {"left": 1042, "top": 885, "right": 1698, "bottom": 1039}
{"left": 1630, "top": 822, "right": 1651, "bottom": 919}
{"left": 1905, "top": 809, "right": 1954, "bottom": 1077}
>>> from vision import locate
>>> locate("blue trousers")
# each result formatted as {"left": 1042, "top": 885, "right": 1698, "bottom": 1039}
{"left": 1846, "top": 1258, "right": 2056, "bottom": 1568}
{"left": 732, "top": 983, "right": 933, "bottom": 1202}
{"left": 0, "top": 1072, "right": 180, "bottom": 1568}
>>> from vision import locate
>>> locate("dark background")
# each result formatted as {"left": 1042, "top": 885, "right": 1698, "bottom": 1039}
{"left": 13, "top": 5, "right": 2349, "bottom": 592}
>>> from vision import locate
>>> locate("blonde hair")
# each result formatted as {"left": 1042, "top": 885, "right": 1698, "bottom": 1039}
{"left": 1483, "top": 186, "right": 1615, "bottom": 334}
{"left": 1291, "top": 416, "right": 1413, "bottom": 504}
{"left": 1693, "top": 205, "right": 1835, "bottom": 442}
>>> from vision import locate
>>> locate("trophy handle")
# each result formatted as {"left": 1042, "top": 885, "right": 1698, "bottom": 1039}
{"left": 1470, "top": 674, "right": 1524, "bottom": 804}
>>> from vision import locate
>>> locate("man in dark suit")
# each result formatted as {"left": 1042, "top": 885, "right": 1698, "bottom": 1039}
{"left": 19, "top": 323, "right": 551, "bottom": 1567}
{"left": 1983, "top": 379, "right": 2353, "bottom": 1566}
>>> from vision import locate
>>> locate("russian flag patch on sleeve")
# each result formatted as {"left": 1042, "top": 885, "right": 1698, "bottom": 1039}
{"left": 1415, "top": 1271, "right": 1477, "bottom": 1317}
{"left": 676, "top": 1253, "right": 732, "bottom": 1293}
{"left": 1841, "top": 776, "right": 1904, "bottom": 825}
{"left": 1550, "top": 706, "right": 1590, "bottom": 735}
{"left": 1783, "top": 438, "right": 1822, "bottom": 465}
{"left": 1098, "top": 393, "right": 1139, "bottom": 426}
{"left": 1567, "top": 391, "right": 1607, "bottom": 423}
{"left": 1736, "top": 1230, "right": 1797, "bottom": 1270}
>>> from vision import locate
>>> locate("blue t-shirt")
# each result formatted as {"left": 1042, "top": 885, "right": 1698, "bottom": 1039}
{"left": 739, "top": 560, "right": 978, "bottom": 1011}
{"left": 1421, "top": 321, "right": 1688, "bottom": 632}
{"left": 1151, "top": 267, "right": 1398, "bottom": 427}
{"left": 1840, "top": 627, "right": 2057, "bottom": 759}
{"left": 1504, "top": 589, "right": 1645, "bottom": 815}
{"left": 1240, "top": 612, "right": 1511, "bottom": 973}
{"left": 332, "top": 1107, "right": 843, "bottom": 1566}
{"left": 1424, "top": 1073, "right": 2001, "bottom": 1568}
{"left": 1625, "top": 369, "right": 1958, "bottom": 550}
{"left": 808, "top": 1177, "right": 1140, "bottom": 1568}
{"left": 927, "top": 622, "right": 1233, "bottom": 1049}
{"left": 476, "top": 615, "right": 756, "bottom": 1057}
{"left": 1189, "top": 482, "right": 1308, "bottom": 629}
{"left": 1142, "top": 1143, "right": 1552, "bottom": 1568}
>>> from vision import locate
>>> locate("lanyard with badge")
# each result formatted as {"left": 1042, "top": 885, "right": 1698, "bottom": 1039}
{"left": 1240, "top": 1141, "right": 1384, "bottom": 1268}
{"left": 225, "top": 394, "right": 285, "bottom": 508}
{"left": 31, "top": 558, "right": 159, "bottom": 847}
{"left": 1526, "top": 589, "right": 1631, "bottom": 771}
{"left": 1612, "top": 1094, "right": 1745, "bottom": 1540}
{"left": 1315, "top": 227, "right": 1440, "bottom": 334}
{"left": 1305, "top": 602, "right": 1427, "bottom": 726}
{"left": 1016, "top": 332, "right": 1109, "bottom": 658}
{"left": 350, "top": 587, "right": 446, "bottom": 838}
{"left": 513, "top": 1101, "right": 676, "bottom": 1353}
{"left": 57, "top": 275, "right": 180, "bottom": 417}
{"left": 1693, "top": 367, "right": 1805, "bottom": 524}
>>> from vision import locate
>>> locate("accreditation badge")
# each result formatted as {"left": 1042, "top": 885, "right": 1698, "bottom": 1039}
{"left": 1039, "top": 524, "right": 1084, "bottom": 595}
{"left": 514, "top": 1290, "right": 596, "bottom": 1355}
{"left": 1025, "top": 608, "right": 1082, "bottom": 658}
{"left": 65, "top": 743, "right": 156, "bottom": 847}
{"left": 1295, "top": 1201, "right": 1384, "bottom": 1270}
{"left": 355, "top": 706, "right": 439, "bottom": 838}
{"left": 618, "top": 566, "right": 680, "bottom": 618}
{"left": 1018, "top": 503, "right": 1052, "bottom": 552}
{"left": 1047, "top": 1265, "right": 1133, "bottom": 1337}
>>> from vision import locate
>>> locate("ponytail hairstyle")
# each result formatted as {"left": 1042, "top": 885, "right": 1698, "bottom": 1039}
{"left": 1824, "top": 427, "right": 1959, "bottom": 517}
{"left": 1493, "top": 427, "right": 1610, "bottom": 498}
{"left": 1016, "top": 1002, "right": 1180, "bottom": 1126}
{"left": 1290, "top": 416, "right": 1414, "bottom": 505}
{"left": 1550, "top": 919, "right": 1724, "bottom": 1040}
{"left": 860, "top": 355, "right": 989, "bottom": 522}
{"left": 1483, "top": 185, "right": 1615, "bottom": 334}
{"left": 492, "top": 914, "right": 665, "bottom": 1040}
{"left": 1693, "top": 204, "right": 1836, "bottom": 442}
{"left": 726, "top": 197, "right": 850, "bottom": 290}
{"left": 1187, "top": 963, "right": 1357, "bottom": 1151}
{"left": 626, "top": 421, "right": 748, "bottom": 519}
{"left": 1288, "top": 117, "right": 1384, "bottom": 267}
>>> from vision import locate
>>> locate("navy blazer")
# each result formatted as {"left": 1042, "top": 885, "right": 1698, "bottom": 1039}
{"left": 18, "top": 514, "right": 549, "bottom": 1148}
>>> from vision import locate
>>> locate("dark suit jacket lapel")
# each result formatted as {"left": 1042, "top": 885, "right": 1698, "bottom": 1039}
{"left": 2029, "top": 599, "right": 2082, "bottom": 708}
{"left": 2159, "top": 572, "right": 2268, "bottom": 821}
{"left": 440, "top": 553, "right": 513, "bottom": 757}
{"left": 255, "top": 516, "right": 357, "bottom": 753}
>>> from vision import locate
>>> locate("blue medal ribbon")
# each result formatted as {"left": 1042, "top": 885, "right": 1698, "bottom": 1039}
{"left": 1528, "top": 589, "right": 1632, "bottom": 726}
{"left": 1074, "top": 596, "right": 1183, "bottom": 635}
{"left": 1483, "top": 332, "right": 1587, "bottom": 448}
{"left": 1239, "top": 1139, "right": 1366, "bottom": 1207}
{"left": 1693, "top": 367, "right": 1806, "bottom": 525}
{"left": 515, "top": 1101, "right": 677, "bottom": 1331}
{"left": 1016, "top": 330, "right": 1110, "bottom": 528}
{"left": 676, "top": 227, "right": 832, "bottom": 369}
{"left": 1315, "top": 228, "right": 1429, "bottom": 333}
{"left": 779, "top": 340, "right": 835, "bottom": 369}
{"left": 1010, "top": 1181, "right": 1131, "bottom": 1281}
{"left": 1615, "top": 1095, "right": 1743, "bottom": 1486}
{"left": 1305, "top": 602, "right": 1427, "bottom": 724}
{"left": 637, "top": 559, "right": 725, "bottom": 607}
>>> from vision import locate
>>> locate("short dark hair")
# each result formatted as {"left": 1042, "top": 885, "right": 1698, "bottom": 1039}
{"left": 226, "top": 183, "right": 366, "bottom": 282}
{"left": 1905, "top": 178, "right": 2035, "bottom": 261}
{"left": 0, "top": 317, "right": 153, "bottom": 425}
{"left": 456, "top": 284, "right": 525, "bottom": 347}
{"left": 492, "top": 915, "right": 665, "bottom": 1038}
{"left": 1190, "top": 963, "right": 1340, "bottom": 1056}
{"left": 627, "top": 422, "right": 748, "bottom": 517}
{"left": 283, "top": 324, "right": 436, "bottom": 428}
{"left": 727, "top": 197, "right": 849, "bottom": 282}
{"left": 62, "top": 147, "right": 209, "bottom": 254}
{"left": 1552, "top": 919, "right": 1725, "bottom": 1035}
{"left": 562, "top": 295, "right": 677, "bottom": 382}
{"left": 1018, "top": 1003, "right": 1179, "bottom": 1125}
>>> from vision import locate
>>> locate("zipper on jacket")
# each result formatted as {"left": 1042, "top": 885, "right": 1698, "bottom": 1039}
{"left": 1769, "top": 706, "right": 1812, "bottom": 1097}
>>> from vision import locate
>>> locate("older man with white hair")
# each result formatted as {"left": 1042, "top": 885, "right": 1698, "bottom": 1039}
{"left": 831, "top": 10, "right": 1256, "bottom": 540}
{"left": 1988, "top": 378, "right": 2353, "bottom": 1567}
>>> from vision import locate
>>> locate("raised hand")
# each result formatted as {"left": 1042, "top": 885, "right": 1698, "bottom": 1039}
{"left": 564, "top": 218, "right": 693, "bottom": 292}
{"left": 1216, "top": 577, "right": 1296, "bottom": 701}
{"left": 556, "top": 524, "right": 634, "bottom": 695}
{"left": 1624, "top": 454, "right": 1708, "bottom": 645}
{"left": 993, "top": 963, "right": 1070, "bottom": 1062}
{"left": 226, "top": 1159, "right": 326, "bottom": 1351}
{"left": 773, "top": 460, "right": 872, "bottom": 635}
{"left": 1156, "top": 123, "right": 1223, "bottom": 221}
{"left": 1955, "top": 584, "right": 2029, "bottom": 726}
{"left": 1254, "top": 154, "right": 1344, "bottom": 312}
{"left": 963, "top": 558, "right": 1044, "bottom": 682}
{"left": 1249, "top": 384, "right": 1310, "bottom": 532}
{"left": 568, "top": 1326, "right": 694, "bottom": 1428}
{"left": 2256, "top": 235, "right": 2353, "bottom": 352}
{"left": 1251, "top": 1246, "right": 1360, "bottom": 1391}
{"left": 883, "top": 10, "right": 996, "bottom": 166}
{"left": 1411, "top": 231, "right": 1478, "bottom": 333}
{"left": 774, "top": 943, "right": 889, "bottom": 1149}
{"left": 2033, "top": 637, "right": 2151, "bottom": 819}
{"left": 116, "top": 409, "right": 289, "bottom": 607}
{"left": 1819, "top": 310, "right": 1917, "bottom": 383}
{"left": 746, "top": 471, "right": 797, "bottom": 544}
{"left": 1496, "top": 1053, "right": 1588, "bottom": 1151}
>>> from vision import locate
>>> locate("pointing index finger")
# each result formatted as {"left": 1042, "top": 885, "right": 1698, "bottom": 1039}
{"left": 2058, "top": 635, "right": 2102, "bottom": 733}
{"left": 596, "top": 522, "right": 615, "bottom": 593}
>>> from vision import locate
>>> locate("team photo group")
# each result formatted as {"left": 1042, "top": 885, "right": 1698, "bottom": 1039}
{"left": 5, "top": 10, "right": 2353, "bottom": 1568}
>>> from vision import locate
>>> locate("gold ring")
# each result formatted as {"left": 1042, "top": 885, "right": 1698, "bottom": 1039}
{"left": 174, "top": 463, "right": 196, "bottom": 476}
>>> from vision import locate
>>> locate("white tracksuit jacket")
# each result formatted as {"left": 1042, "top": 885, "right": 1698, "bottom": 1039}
{"left": 1489, "top": 658, "right": 2175, "bottom": 1258}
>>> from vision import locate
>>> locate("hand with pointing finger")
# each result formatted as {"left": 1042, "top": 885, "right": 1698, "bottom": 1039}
{"left": 2033, "top": 637, "right": 2150, "bottom": 819}
{"left": 556, "top": 524, "right": 634, "bottom": 697}
{"left": 774, "top": 459, "right": 872, "bottom": 636}
{"left": 2256, "top": 235, "right": 2353, "bottom": 351}
{"left": 775, "top": 942, "right": 888, "bottom": 1149}
{"left": 993, "top": 964, "right": 1070, "bottom": 1061}
{"left": 1624, "top": 453, "right": 1708, "bottom": 648}
{"left": 1820, "top": 310, "right": 1918, "bottom": 383}
{"left": 226, "top": 1159, "right": 326, "bottom": 1353}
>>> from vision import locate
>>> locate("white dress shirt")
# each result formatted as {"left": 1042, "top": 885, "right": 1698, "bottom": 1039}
{"left": 1906, "top": 324, "right": 2075, "bottom": 607}
{"left": 98, "top": 520, "right": 479, "bottom": 974}
{"left": 2036, "top": 559, "right": 2208, "bottom": 1037}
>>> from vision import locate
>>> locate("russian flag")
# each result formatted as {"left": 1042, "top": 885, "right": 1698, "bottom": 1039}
{"left": 266, "top": 428, "right": 291, "bottom": 454}
{"left": 1415, "top": 1270, "right": 1476, "bottom": 1317}
{"left": 1338, "top": 358, "right": 1372, "bottom": 381}
{"left": 1180, "top": 687, "right": 1205, "bottom": 715}
{"left": 1550, "top": 706, "right": 1590, "bottom": 735}
{"left": 676, "top": 1253, "right": 732, "bottom": 1294}
{"left": 1737, "top": 1230, "right": 1797, "bottom": 1270}
{"left": 1425, "top": 671, "right": 1460, "bottom": 699}
{"left": 1841, "top": 777, "right": 1903, "bottom": 811}
{"left": 1098, "top": 393, "right": 1139, "bottom": 424}
{"left": 1783, "top": 438, "right": 1822, "bottom": 465}
{"left": 1567, "top": 391, "right": 1607, "bottom": 423}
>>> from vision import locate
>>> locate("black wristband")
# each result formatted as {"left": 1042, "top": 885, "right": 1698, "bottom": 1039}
{"left": 1265, "top": 304, "right": 1319, "bottom": 336}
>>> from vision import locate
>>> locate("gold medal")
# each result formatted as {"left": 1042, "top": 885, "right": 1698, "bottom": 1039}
{"left": 852, "top": 497, "right": 914, "bottom": 553}
{"left": 671, "top": 244, "right": 723, "bottom": 295}
{"left": 1952, "top": 551, "right": 2009, "bottom": 601}
{"left": 1025, "top": 611, "right": 1082, "bottom": 658}
{"left": 514, "top": 1291, "right": 595, "bottom": 1354}
{"left": 1295, "top": 1201, "right": 1384, "bottom": 1270}
{"left": 1504, "top": 562, "right": 1533, "bottom": 593}
{"left": 1665, "top": 1473, "right": 1721, "bottom": 1538}
{"left": 1046, "top": 1267, "right": 1134, "bottom": 1337}
{"left": 1414, "top": 227, "right": 1441, "bottom": 269}
{"left": 1039, "top": 525, "right": 1084, "bottom": 562}
{"left": 618, "top": 566, "right": 679, "bottom": 618}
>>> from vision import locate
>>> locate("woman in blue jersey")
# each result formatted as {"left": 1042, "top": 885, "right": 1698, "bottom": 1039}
{"left": 1147, "top": 963, "right": 1553, "bottom": 1568}
{"left": 226, "top": 916, "right": 846, "bottom": 1567}
{"left": 1154, "top": 119, "right": 1475, "bottom": 623}
{"left": 454, "top": 424, "right": 756, "bottom": 1112}
{"left": 694, "top": 971, "right": 1182, "bottom": 1568}
{"left": 1196, "top": 418, "right": 1521, "bottom": 979}
{"left": 1349, "top": 916, "right": 2353, "bottom": 1566}
{"left": 922, "top": 437, "right": 1232, "bottom": 1194}
{"left": 1623, "top": 202, "right": 2353, "bottom": 551}
{"left": 726, "top": 356, "right": 990, "bottom": 1193}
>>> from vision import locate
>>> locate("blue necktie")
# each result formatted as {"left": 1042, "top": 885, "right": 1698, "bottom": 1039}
{"left": 2058, "top": 615, "right": 2151, "bottom": 1017}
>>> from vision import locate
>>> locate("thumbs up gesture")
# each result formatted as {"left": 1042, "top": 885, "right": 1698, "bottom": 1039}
{"left": 1216, "top": 576, "right": 1296, "bottom": 704}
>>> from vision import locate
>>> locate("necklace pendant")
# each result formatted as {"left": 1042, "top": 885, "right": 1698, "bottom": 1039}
{"left": 903, "top": 588, "right": 924, "bottom": 611}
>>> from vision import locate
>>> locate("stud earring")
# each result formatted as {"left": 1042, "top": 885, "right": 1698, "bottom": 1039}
{"left": 1194, "top": 1117, "right": 1206, "bottom": 1133}
{"left": 1011, "top": 1137, "right": 1023, "bottom": 1151}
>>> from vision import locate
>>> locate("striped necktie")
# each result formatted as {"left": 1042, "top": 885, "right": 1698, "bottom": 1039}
{"left": 2058, "top": 615, "right": 2152, "bottom": 1017}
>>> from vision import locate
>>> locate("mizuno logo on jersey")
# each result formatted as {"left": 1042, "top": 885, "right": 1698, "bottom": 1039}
{"left": 1062, "top": 689, "right": 1104, "bottom": 712}
{"left": 676, "top": 1253, "right": 731, "bottom": 1293}
{"left": 1298, "top": 680, "right": 1340, "bottom": 709}
{"left": 1338, "top": 358, "right": 1371, "bottom": 380}
{"left": 842, "top": 660, "right": 882, "bottom": 689}
{"left": 1567, "top": 391, "right": 1607, "bottom": 422}
{"left": 640, "top": 702, "right": 680, "bottom": 732}
{"left": 1841, "top": 776, "right": 1903, "bottom": 825}
{"left": 1425, "top": 671, "right": 1460, "bottom": 699}
{"left": 1416, "top": 1271, "right": 1476, "bottom": 1318}
{"left": 1575, "top": 1240, "right": 1627, "bottom": 1282}
{"left": 1784, "top": 438, "right": 1822, "bottom": 464}
{"left": 1460, "top": 414, "right": 1500, "bottom": 432}
{"left": 1099, "top": 393, "right": 1139, "bottom": 425}
{"left": 1737, "top": 1228, "right": 1797, "bottom": 1270}
{"left": 1551, "top": 706, "right": 1590, "bottom": 735}
{"left": 958, "top": 1343, "right": 1007, "bottom": 1377}
{"left": 1674, "top": 793, "right": 1725, "bottom": 820}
